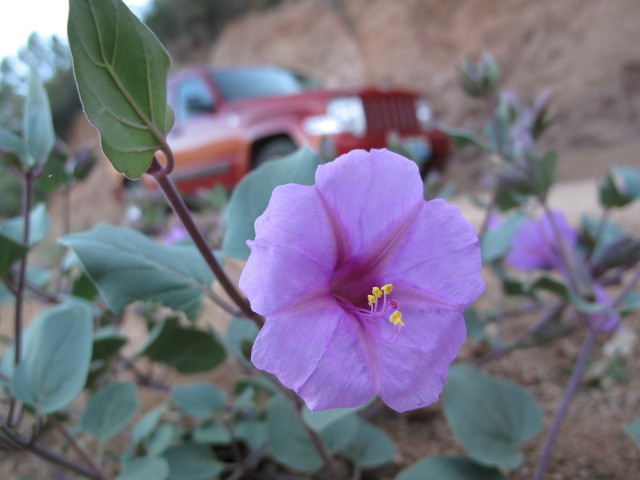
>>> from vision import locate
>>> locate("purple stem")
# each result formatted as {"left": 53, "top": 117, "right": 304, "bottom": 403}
{"left": 533, "top": 326, "right": 598, "bottom": 480}
{"left": 14, "top": 171, "right": 33, "bottom": 366}
{"left": 147, "top": 157, "right": 263, "bottom": 327}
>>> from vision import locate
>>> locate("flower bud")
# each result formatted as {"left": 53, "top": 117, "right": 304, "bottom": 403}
{"left": 456, "top": 51, "right": 500, "bottom": 98}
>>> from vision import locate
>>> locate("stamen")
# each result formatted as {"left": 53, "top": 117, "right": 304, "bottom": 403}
{"left": 389, "top": 311, "right": 404, "bottom": 326}
{"left": 372, "top": 287, "right": 382, "bottom": 298}
{"left": 367, "top": 294, "right": 376, "bottom": 306}
{"left": 382, "top": 284, "right": 393, "bottom": 294}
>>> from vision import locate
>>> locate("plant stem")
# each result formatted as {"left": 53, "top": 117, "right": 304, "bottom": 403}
{"left": 585, "top": 207, "right": 610, "bottom": 262}
{"left": 269, "top": 378, "right": 344, "bottom": 480}
{"left": 14, "top": 171, "right": 33, "bottom": 366}
{"left": 476, "top": 301, "right": 565, "bottom": 366}
{"left": 533, "top": 326, "right": 598, "bottom": 480}
{"left": 51, "top": 416, "right": 104, "bottom": 476}
{"left": 148, "top": 157, "right": 263, "bottom": 327}
{"left": 0, "top": 424, "right": 107, "bottom": 480}
{"left": 8, "top": 171, "right": 35, "bottom": 426}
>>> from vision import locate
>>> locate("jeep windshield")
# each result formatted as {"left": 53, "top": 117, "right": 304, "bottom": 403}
{"left": 210, "top": 67, "right": 318, "bottom": 101}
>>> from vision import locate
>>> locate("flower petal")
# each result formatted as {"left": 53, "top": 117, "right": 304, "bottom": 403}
{"left": 239, "top": 183, "right": 338, "bottom": 316}
{"left": 372, "top": 304, "right": 466, "bottom": 412}
{"left": 314, "top": 149, "right": 423, "bottom": 264}
{"left": 337, "top": 199, "right": 484, "bottom": 309}
{"left": 250, "top": 297, "right": 371, "bottom": 401}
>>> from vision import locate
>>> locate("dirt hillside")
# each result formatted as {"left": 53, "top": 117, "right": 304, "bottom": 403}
{"left": 209, "top": 0, "right": 640, "bottom": 166}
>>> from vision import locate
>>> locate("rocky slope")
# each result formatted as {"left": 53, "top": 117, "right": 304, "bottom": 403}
{"left": 207, "top": 0, "right": 640, "bottom": 161}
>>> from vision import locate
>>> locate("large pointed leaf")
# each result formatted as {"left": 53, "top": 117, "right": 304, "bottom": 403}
{"left": 60, "top": 225, "right": 214, "bottom": 320}
{"left": 443, "top": 364, "right": 542, "bottom": 469}
{"left": 23, "top": 69, "right": 55, "bottom": 169}
{"left": 11, "top": 303, "right": 93, "bottom": 414}
{"left": 68, "top": 0, "right": 172, "bottom": 178}
{"left": 223, "top": 147, "right": 319, "bottom": 259}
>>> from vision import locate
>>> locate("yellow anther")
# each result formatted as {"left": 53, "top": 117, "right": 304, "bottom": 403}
{"left": 367, "top": 294, "right": 376, "bottom": 306}
{"left": 381, "top": 284, "right": 393, "bottom": 295}
{"left": 372, "top": 287, "right": 382, "bottom": 298}
{"left": 389, "top": 311, "right": 404, "bottom": 327}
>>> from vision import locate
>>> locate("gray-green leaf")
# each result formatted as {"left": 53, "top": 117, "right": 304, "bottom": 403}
{"left": 163, "top": 443, "right": 224, "bottom": 480}
{"left": 342, "top": 419, "right": 395, "bottom": 469}
{"left": 443, "top": 364, "right": 542, "bottom": 468}
{"left": 172, "top": 383, "right": 225, "bottom": 418}
{"left": 395, "top": 456, "right": 506, "bottom": 480}
{"left": 223, "top": 147, "right": 319, "bottom": 259}
{"left": 23, "top": 69, "right": 55, "bottom": 169}
{"left": 116, "top": 457, "right": 169, "bottom": 480}
{"left": 60, "top": 224, "right": 213, "bottom": 320}
{"left": 68, "top": 0, "right": 172, "bottom": 178}
{"left": 81, "top": 381, "right": 138, "bottom": 438}
{"left": 11, "top": 303, "right": 93, "bottom": 414}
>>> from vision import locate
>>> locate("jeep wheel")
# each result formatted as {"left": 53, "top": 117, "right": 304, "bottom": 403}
{"left": 254, "top": 138, "right": 297, "bottom": 167}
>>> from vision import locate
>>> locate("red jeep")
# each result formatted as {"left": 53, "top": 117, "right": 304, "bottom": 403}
{"left": 164, "top": 65, "right": 450, "bottom": 194}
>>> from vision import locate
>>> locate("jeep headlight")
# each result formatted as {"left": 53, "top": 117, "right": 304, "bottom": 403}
{"left": 303, "top": 96, "right": 367, "bottom": 137}
{"left": 415, "top": 97, "right": 434, "bottom": 130}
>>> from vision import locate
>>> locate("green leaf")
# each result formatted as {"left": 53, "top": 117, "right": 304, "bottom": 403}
{"left": 0, "top": 127, "right": 26, "bottom": 168}
{"left": 342, "top": 419, "right": 395, "bottom": 469}
{"left": 224, "top": 316, "right": 258, "bottom": 361}
{"left": 611, "top": 166, "right": 640, "bottom": 199}
{"left": 223, "top": 147, "right": 319, "bottom": 259}
{"left": 529, "top": 276, "right": 569, "bottom": 300}
{"left": 480, "top": 212, "right": 526, "bottom": 263}
{"left": 193, "top": 422, "right": 231, "bottom": 444}
{"left": 68, "top": 0, "right": 172, "bottom": 178}
{"left": 171, "top": 383, "right": 225, "bottom": 418}
{"left": 599, "top": 171, "right": 633, "bottom": 208}
{"left": 395, "top": 456, "right": 506, "bottom": 480}
{"left": 443, "top": 364, "right": 542, "bottom": 468}
{"left": 81, "top": 381, "right": 138, "bottom": 438}
{"left": 92, "top": 330, "right": 127, "bottom": 363}
{"left": 146, "top": 424, "right": 175, "bottom": 456}
{"left": 463, "top": 307, "right": 485, "bottom": 339}
{"left": 140, "top": 317, "right": 226, "bottom": 374}
{"left": 60, "top": 225, "right": 214, "bottom": 320}
{"left": 24, "top": 69, "right": 55, "bottom": 169}
{"left": 0, "top": 232, "right": 28, "bottom": 275}
{"left": 71, "top": 269, "right": 100, "bottom": 300}
{"left": 11, "top": 303, "right": 93, "bottom": 414}
{"left": 623, "top": 418, "right": 640, "bottom": 451}
{"left": 234, "top": 419, "right": 267, "bottom": 450}
{"left": 0, "top": 203, "right": 50, "bottom": 246}
{"left": 318, "top": 412, "right": 360, "bottom": 453}
{"left": 532, "top": 150, "right": 556, "bottom": 195}
{"left": 116, "top": 457, "right": 169, "bottom": 480}
{"left": 302, "top": 402, "right": 369, "bottom": 432}
{"left": 621, "top": 291, "right": 640, "bottom": 315}
{"left": 132, "top": 404, "right": 166, "bottom": 445}
{"left": 440, "top": 125, "right": 491, "bottom": 151}
{"left": 266, "top": 394, "right": 323, "bottom": 472}
{"left": 163, "top": 443, "right": 224, "bottom": 480}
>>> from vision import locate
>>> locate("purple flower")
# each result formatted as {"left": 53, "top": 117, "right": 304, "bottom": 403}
{"left": 506, "top": 210, "right": 577, "bottom": 273}
{"left": 239, "top": 149, "right": 484, "bottom": 412}
{"left": 161, "top": 224, "right": 188, "bottom": 245}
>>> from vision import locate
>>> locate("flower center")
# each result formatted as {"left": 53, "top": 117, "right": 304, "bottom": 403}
{"left": 368, "top": 284, "right": 405, "bottom": 327}
{"left": 335, "top": 283, "right": 404, "bottom": 329}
